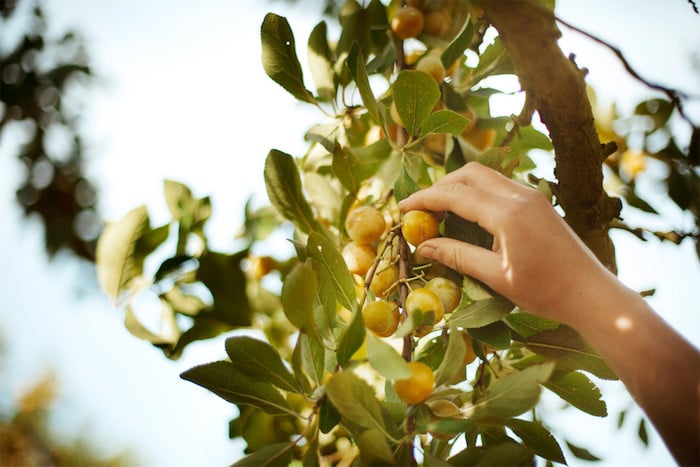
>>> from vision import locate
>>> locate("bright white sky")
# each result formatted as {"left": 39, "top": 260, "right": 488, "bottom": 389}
{"left": 0, "top": 0, "right": 698, "bottom": 465}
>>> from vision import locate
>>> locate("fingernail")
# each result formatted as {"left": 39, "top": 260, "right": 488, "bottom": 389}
{"left": 416, "top": 243, "right": 435, "bottom": 257}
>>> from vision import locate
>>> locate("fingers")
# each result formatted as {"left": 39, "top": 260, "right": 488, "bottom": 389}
{"left": 417, "top": 237, "right": 503, "bottom": 290}
{"left": 432, "top": 162, "right": 524, "bottom": 198}
{"left": 399, "top": 181, "right": 512, "bottom": 233}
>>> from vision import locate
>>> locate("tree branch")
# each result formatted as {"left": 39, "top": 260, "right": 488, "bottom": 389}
{"left": 482, "top": 0, "right": 621, "bottom": 272}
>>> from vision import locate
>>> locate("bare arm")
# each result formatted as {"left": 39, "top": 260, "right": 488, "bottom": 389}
{"left": 399, "top": 162, "right": 700, "bottom": 465}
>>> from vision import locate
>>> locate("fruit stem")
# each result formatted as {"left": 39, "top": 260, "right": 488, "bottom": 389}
{"left": 398, "top": 230, "right": 413, "bottom": 362}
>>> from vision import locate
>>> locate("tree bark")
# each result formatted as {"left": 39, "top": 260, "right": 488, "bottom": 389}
{"left": 482, "top": 0, "right": 621, "bottom": 272}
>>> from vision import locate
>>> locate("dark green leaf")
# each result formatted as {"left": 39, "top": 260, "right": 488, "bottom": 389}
{"left": 393, "top": 70, "right": 441, "bottom": 137}
{"left": 544, "top": 371, "right": 607, "bottom": 417}
{"left": 332, "top": 144, "right": 361, "bottom": 195}
{"left": 419, "top": 109, "right": 470, "bottom": 138}
{"left": 449, "top": 297, "right": 513, "bottom": 329}
{"left": 319, "top": 396, "right": 341, "bottom": 433}
{"left": 225, "top": 336, "right": 299, "bottom": 393}
{"left": 441, "top": 19, "right": 473, "bottom": 69}
{"left": 446, "top": 136, "right": 467, "bottom": 173}
{"left": 634, "top": 99, "right": 674, "bottom": 129}
{"left": 307, "top": 232, "right": 357, "bottom": 312}
{"left": 307, "top": 21, "right": 335, "bottom": 102}
{"left": 470, "top": 321, "right": 512, "bottom": 349}
{"left": 264, "top": 149, "right": 325, "bottom": 236}
{"left": 506, "top": 419, "right": 566, "bottom": 464}
{"left": 181, "top": 361, "right": 293, "bottom": 416}
{"left": 348, "top": 43, "right": 380, "bottom": 124}
{"left": 356, "top": 428, "right": 395, "bottom": 464}
{"left": 336, "top": 308, "right": 366, "bottom": 367}
{"left": 231, "top": 442, "right": 294, "bottom": 467}
{"left": 526, "top": 325, "right": 617, "bottom": 379}
{"left": 196, "top": 250, "right": 251, "bottom": 326}
{"left": 477, "top": 441, "right": 534, "bottom": 466}
{"left": 281, "top": 261, "right": 318, "bottom": 333}
{"left": 444, "top": 211, "right": 493, "bottom": 249}
{"left": 394, "top": 163, "right": 420, "bottom": 202}
{"left": 638, "top": 418, "right": 649, "bottom": 446}
{"left": 366, "top": 333, "right": 411, "bottom": 379}
{"left": 506, "top": 312, "right": 560, "bottom": 338}
{"left": 261, "top": 13, "right": 315, "bottom": 104}
{"left": 566, "top": 440, "right": 601, "bottom": 461}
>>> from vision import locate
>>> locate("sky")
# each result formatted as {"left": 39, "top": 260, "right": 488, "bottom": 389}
{"left": 0, "top": 0, "right": 699, "bottom": 466}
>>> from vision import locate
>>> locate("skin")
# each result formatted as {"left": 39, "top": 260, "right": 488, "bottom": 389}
{"left": 399, "top": 162, "right": 700, "bottom": 466}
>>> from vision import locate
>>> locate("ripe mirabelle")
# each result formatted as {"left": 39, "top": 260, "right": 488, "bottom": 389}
{"left": 425, "top": 277, "right": 461, "bottom": 314}
{"left": 370, "top": 260, "right": 400, "bottom": 298}
{"left": 406, "top": 287, "right": 445, "bottom": 327}
{"left": 460, "top": 108, "right": 478, "bottom": 135}
{"left": 342, "top": 242, "right": 376, "bottom": 276}
{"left": 416, "top": 55, "right": 446, "bottom": 83}
{"left": 392, "top": 361, "right": 435, "bottom": 404}
{"left": 391, "top": 7, "right": 425, "bottom": 40}
{"left": 345, "top": 206, "right": 386, "bottom": 244}
{"left": 423, "top": 9, "right": 451, "bottom": 38}
{"left": 402, "top": 210, "right": 440, "bottom": 247}
{"left": 362, "top": 299, "right": 400, "bottom": 337}
{"left": 463, "top": 127, "right": 497, "bottom": 151}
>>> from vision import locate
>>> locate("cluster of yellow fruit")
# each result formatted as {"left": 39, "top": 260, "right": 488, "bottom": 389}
{"left": 391, "top": 0, "right": 458, "bottom": 41}
{"left": 342, "top": 203, "right": 478, "bottom": 404}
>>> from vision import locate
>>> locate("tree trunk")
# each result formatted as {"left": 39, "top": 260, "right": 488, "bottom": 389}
{"left": 482, "top": 0, "right": 621, "bottom": 272}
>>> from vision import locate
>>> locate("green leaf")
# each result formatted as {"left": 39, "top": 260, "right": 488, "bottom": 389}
{"left": 196, "top": 250, "right": 252, "bottom": 327}
{"left": 320, "top": 396, "right": 341, "bottom": 434}
{"left": 506, "top": 312, "right": 560, "bottom": 338}
{"left": 506, "top": 419, "right": 566, "bottom": 464}
{"left": 124, "top": 302, "right": 176, "bottom": 344}
{"left": 419, "top": 110, "right": 470, "bottom": 138}
{"left": 325, "top": 370, "right": 390, "bottom": 434}
{"left": 393, "top": 70, "right": 441, "bottom": 137}
{"left": 478, "top": 441, "right": 535, "bottom": 466}
{"left": 544, "top": 371, "right": 607, "bottom": 417}
{"left": 181, "top": 361, "right": 293, "bottom": 416}
{"left": 264, "top": 149, "right": 324, "bottom": 236}
{"left": 394, "top": 163, "right": 420, "bottom": 202}
{"left": 336, "top": 307, "right": 366, "bottom": 367}
{"left": 297, "top": 333, "right": 324, "bottom": 388}
{"left": 638, "top": 418, "right": 649, "bottom": 446}
{"left": 634, "top": 98, "right": 674, "bottom": 130}
{"left": 525, "top": 325, "right": 617, "bottom": 380}
{"left": 470, "top": 321, "right": 512, "bottom": 349}
{"left": 434, "top": 327, "right": 467, "bottom": 386}
{"left": 96, "top": 205, "right": 149, "bottom": 300}
{"left": 281, "top": 261, "right": 318, "bottom": 333}
{"left": 261, "top": 13, "right": 315, "bottom": 104}
{"left": 473, "top": 37, "right": 514, "bottom": 81}
{"left": 348, "top": 43, "right": 380, "bottom": 124}
{"left": 449, "top": 297, "right": 513, "bottom": 329}
{"left": 307, "top": 21, "right": 335, "bottom": 102}
{"left": 565, "top": 440, "right": 601, "bottom": 461}
{"left": 332, "top": 144, "right": 361, "bottom": 195}
{"left": 472, "top": 363, "right": 555, "bottom": 419}
{"left": 356, "top": 428, "right": 395, "bottom": 464}
{"left": 307, "top": 232, "right": 357, "bottom": 312}
{"left": 366, "top": 333, "right": 411, "bottom": 380}
{"left": 444, "top": 211, "right": 493, "bottom": 250}
{"left": 231, "top": 442, "right": 294, "bottom": 467}
{"left": 441, "top": 19, "right": 473, "bottom": 69}
{"left": 225, "top": 336, "right": 299, "bottom": 394}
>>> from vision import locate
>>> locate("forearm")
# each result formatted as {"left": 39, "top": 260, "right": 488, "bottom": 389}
{"left": 568, "top": 276, "right": 700, "bottom": 466}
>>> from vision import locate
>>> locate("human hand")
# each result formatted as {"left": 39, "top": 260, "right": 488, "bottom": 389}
{"left": 399, "top": 162, "right": 617, "bottom": 326}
